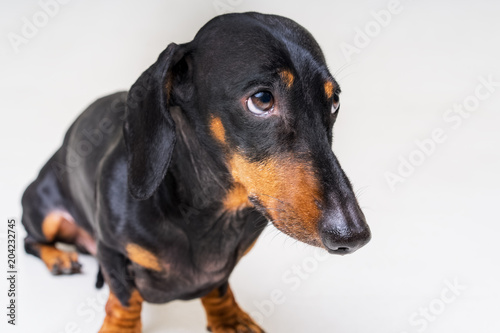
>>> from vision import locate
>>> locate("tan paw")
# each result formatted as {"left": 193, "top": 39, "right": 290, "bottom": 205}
{"left": 99, "top": 319, "right": 142, "bottom": 333}
{"left": 39, "top": 245, "right": 82, "bottom": 275}
{"left": 99, "top": 290, "right": 143, "bottom": 333}
{"left": 207, "top": 309, "right": 265, "bottom": 333}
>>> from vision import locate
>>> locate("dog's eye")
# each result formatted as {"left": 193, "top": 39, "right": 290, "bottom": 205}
{"left": 247, "top": 91, "right": 274, "bottom": 115}
{"left": 331, "top": 93, "right": 340, "bottom": 114}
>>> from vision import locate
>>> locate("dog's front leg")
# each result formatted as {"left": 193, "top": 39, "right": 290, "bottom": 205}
{"left": 99, "top": 289, "right": 143, "bottom": 333}
{"left": 201, "top": 283, "right": 265, "bottom": 333}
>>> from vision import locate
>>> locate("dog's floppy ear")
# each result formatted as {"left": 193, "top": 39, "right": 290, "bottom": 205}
{"left": 124, "top": 43, "right": 184, "bottom": 200}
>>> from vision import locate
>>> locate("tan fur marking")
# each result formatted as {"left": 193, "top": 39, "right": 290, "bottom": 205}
{"left": 126, "top": 244, "right": 162, "bottom": 271}
{"left": 279, "top": 69, "right": 295, "bottom": 88}
{"left": 39, "top": 245, "right": 79, "bottom": 273}
{"left": 223, "top": 183, "right": 251, "bottom": 211}
{"left": 229, "top": 153, "right": 322, "bottom": 246}
{"left": 99, "top": 290, "right": 143, "bottom": 333}
{"left": 209, "top": 116, "right": 226, "bottom": 144}
{"left": 201, "top": 285, "right": 264, "bottom": 332}
{"left": 41, "top": 212, "right": 65, "bottom": 242}
{"left": 41, "top": 211, "right": 97, "bottom": 255}
{"left": 324, "top": 81, "right": 334, "bottom": 99}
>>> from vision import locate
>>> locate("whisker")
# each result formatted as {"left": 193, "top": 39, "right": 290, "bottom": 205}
{"left": 255, "top": 193, "right": 290, "bottom": 206}
{"left": 253, "top": 192, "right": 301, "bottom": 220}
{"left": 332, "top": 61, "right": 353, "bottom": 77}
{"left": 333, "top": 61, "right": 360, "bottom": 83}
{"left": 258, "top": 207, "right": 286, "bottom": 213}
{"left": 270, "top": 230, "right": 283, "bottom": 243}
{"left": 354, "top": 185, "right": 370, "bottom": 199}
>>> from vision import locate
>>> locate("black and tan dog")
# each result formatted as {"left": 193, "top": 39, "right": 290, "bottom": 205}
{"left": 21, "top": 12, "right": 371, "bottom": 332}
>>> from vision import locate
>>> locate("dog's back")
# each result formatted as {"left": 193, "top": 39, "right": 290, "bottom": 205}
{"left": 22, "top": 92, "right": 126, "bottom": 239}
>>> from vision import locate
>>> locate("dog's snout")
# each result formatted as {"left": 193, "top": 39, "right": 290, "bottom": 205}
{"left": 319, "top": 206, "right": 371, "bottom": 255}
{"left": 320, "top": 225, "right": 371, "bottom": 255}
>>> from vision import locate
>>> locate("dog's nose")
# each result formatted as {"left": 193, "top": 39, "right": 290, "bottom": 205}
{"left": 319, "top": 207, "right": 371, "bottom": 255}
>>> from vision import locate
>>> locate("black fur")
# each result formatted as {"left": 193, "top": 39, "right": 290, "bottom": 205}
{"left": 21, "top": 12, "right": 370, "bottom": 310}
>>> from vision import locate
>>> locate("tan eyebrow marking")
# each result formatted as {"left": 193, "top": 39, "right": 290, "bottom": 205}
{"left": 209, "top": 116, "right": 226, "bottom": 144}
{"left": 324, "top": 81, "right": 334, "bottom": 99}
{"left": 279, "top": 70, "right": 295, "bottom": 88}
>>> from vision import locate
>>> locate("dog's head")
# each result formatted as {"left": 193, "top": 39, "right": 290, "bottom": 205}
{"left": 124, "top": 12, "right": 371, "bottom": 255}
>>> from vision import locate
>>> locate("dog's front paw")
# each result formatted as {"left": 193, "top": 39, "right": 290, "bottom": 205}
{"left": 99, "top": 290, "right": 143, "bottom": 333}
{"left": 39, "top": 245, "right": 82, "bottom": 275}
{"left": 99, "top": 320, "right": 141, "bottom": 333}
{"left": 207, "top": 309, "right": 265, "bottom": 333}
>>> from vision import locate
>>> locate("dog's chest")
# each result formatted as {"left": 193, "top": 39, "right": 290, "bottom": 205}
{"left": 132, "top": 252, "right": 236, "bottom": 303}
{"left": 128, "top": 211, "right": 262, "bottom": 303}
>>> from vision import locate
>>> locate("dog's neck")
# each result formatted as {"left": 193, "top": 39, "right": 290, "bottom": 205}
{"left": 161, "top": 107, "right": 230, "bottom": 213}
{"left": 145, "top": 108, "right": 266, "bottom": 269}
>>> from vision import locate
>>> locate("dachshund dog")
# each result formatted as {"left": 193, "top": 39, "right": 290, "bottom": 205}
{"left": 21, "top": 12, "right": 371, "bottom": 332}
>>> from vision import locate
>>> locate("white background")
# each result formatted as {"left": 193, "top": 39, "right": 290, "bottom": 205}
{"left": 1, "top": 0, "right": 499, "bottom": 332}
